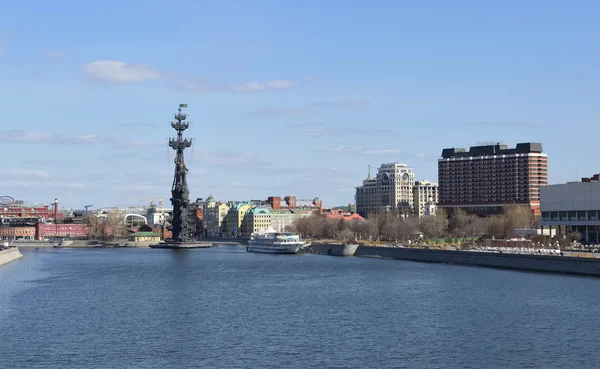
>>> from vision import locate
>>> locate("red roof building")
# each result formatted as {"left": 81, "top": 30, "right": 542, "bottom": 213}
{"left": 326, "top": 209, "right": 365, "bottom": 221}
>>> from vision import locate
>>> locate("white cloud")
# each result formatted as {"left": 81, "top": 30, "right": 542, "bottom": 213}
{"left": 255, "top": 98, "right": 369, "bottom": 121}
{"left": 81, "top": 61, "right": 294, "bottom": 92}
{"left": 331, "top": 145, "right": 361, "bottom": 153}
{"left": 229, "top": 82, "right": 265, "bottom": 93}
{"left": 76, "top": 134, "right": 98, "bottom": 142}
{"left": 7, "top": 169, "right": 51, "bottom": 178}
{"left": 21, "top": 131, "right": 52, "bottom": 142}
{"left": 267, "top": 80, "right": 294, "bottom": 89}
{"left": 133, "top": 185, "right": 157, "bottom": 191}
{"left": 363, "top": 149, "right": 402, "bottom": 156}
{"left": 82, "top": 60, "right": 161, "bottom": 83}
{"left": 172, "top": 78, "right": 221, "bottom": 93}
{"left": 330, "top": 145, "right": 402, "bottom": 156}
{"left": 255, "top": 107, "right": 304, "bottom": 119}
{"left": 309, "top": 99, "right": 370, "bottom": 108}
{"left": 0, "top": 130, "right": 52, "bottom": 143}
{"left": 194, "top": 150, "right": 268, "bottom": 168}
{"left": 1, "top": 130, "right": 157, "bottom": 148}
{"left": 0, "top": 180, "right": 84, "bottom": 189}
{"left": 464, "top": 121, "right": 544, "bottom": 129}
{"left": 288, "top": 122, "right": 397, "bottom": 137}
{"left": 229, "top": 80, "right": 294, "bottom": 93}
{"left": 49, "top": 50, "right": 65, "bottom": 59}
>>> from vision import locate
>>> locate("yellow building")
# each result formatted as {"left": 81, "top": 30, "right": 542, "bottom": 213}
{"left": 226, "top": 203, "right": 253, "bottom": 237}
{"left": 245, "top": 207, "right": 272, "bottom": 236}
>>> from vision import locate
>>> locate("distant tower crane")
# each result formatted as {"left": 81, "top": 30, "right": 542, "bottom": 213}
{"left": 84, "top": 205, "right": 93, "bottom": 216}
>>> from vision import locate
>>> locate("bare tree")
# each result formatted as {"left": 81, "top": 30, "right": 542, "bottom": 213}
{"left": 484, "top": 215, "right": 505, "bottom": 237}
{"left": 397, "top": 217, "right": 419, "bottom": 242}
{"left": 348, "top": 219, "right": 368, "bottom": 240}
{"left": 290, "top": 205, "right": 545, "bottom": 244}
{"left": 419, "top": 211, "right": 449, "bottom": 239}
{"left": 381, "top": 218, "right": 400, "bottom": 242}
{"left": 502, "top": 204, "right": 537, "bottom": 236}
{"left": 567, "top": 231, "right": 583, "bottom": 242}
{"left": 338, "top": 228, "right": 355, "bottom": 242}
{"left": 365, "top": 212, "right": 382, "bottom": 240}
{"left": 448, "top": 208, "right": 469, "bottom": 237}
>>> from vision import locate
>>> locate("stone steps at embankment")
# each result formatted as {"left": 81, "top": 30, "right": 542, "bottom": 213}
{"left": 0, "top": 248, "right": 23, "bottom": 267}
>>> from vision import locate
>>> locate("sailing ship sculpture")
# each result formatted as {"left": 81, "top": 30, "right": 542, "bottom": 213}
{"left": 151, "top": 104, "right": 210, "bottom": 249}
{"left": 168, "top": 103, "right": 193, "bottom": 242}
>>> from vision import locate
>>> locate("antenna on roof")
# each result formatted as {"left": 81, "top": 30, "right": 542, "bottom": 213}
{"left": 367, "top": 165, "right": 371, "bottom": 180}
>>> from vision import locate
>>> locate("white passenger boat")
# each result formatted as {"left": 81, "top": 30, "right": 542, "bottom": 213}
{"left": 247, "top": 228, "right": 310, "bottom": 254}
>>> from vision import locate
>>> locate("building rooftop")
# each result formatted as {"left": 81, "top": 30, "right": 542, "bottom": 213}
{"left": 380, "top": 162, "right": 409, "bottom": 167}
{"left": 441, "top": 142, "right": 543, "bottom": 159}
{"left": 415, "top": 180, "right": 438, "bottom": 186}
{"left": 128, "top": 232, "right": 160, "bottom": 237}
{"left": 271, "top": 208, "right": 314, "bottom": 214}
{"left": 248, "top": 207, "right": 271, "bottom": 215}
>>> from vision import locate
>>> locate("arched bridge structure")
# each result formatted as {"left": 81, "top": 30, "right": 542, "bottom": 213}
{"left": 123, "top": 214, "right": 148, "bottom": 227}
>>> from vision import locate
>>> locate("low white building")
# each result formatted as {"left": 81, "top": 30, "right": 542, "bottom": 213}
{"left": 146, "top": 206, "right": 173, "bottom": 226}
{"left": 540, "top": 179, "right": 600, "bottom": 243}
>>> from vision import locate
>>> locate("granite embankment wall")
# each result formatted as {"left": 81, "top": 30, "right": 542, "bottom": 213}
{"left": 0, "top": 248, "right": 23, "bottom": 267}
{"left": 13, "top": 240, "right": 144, "bottom": 248}
{"left": 200, "top": 237, "right": 247, "bottom": 245}
{"left": 11, "top": 241, "right": 57, "bottom": 248}
{"left": 357, "top": 247, "right": 600, "bottom": 277}
{"left": 60, "top": 240, "right": 154, "bottom": 248}
{"left": 15, "top": 238, "right": 246, "bottom": 248}
{"left": 310, "top": 244, "right": 600, "bottom": 277}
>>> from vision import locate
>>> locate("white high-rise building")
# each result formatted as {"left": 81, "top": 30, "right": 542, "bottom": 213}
{"left": 355, "top": 163, "right": 415, "bottom": 217}
{"left": 413, "top": 180, "right": 439, "bottom": 217}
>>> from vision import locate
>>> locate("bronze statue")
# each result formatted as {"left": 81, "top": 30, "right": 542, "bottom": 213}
{"left": 168, "top": 104, "right": 193, "bottom": 242}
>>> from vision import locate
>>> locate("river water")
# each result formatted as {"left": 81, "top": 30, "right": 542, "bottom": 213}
{"left": 1, "top": 246, "right": 599, "bottom": 369}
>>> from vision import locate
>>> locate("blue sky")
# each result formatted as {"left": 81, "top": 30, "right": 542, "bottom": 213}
{"left": 1, "top": 1, "right": 599, "bottom": 209}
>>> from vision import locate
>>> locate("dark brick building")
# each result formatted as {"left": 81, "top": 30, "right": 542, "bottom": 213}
{"left": 438, "top": 142, "right": 548, "bottom": 216}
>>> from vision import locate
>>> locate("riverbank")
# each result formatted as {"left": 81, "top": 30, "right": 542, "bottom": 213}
{"left": 309, "top": 244, "right": 600, "bottom": 277}
{"left": 0, "top": 247, "right": 23, "bottom": 267}
{"left": 12, "top": 238, "right": 246, "bottom": 249}
{"left": 200, "top": 237, "right": 247, "bottom": 245}
{"left": 58, "top": 240, "right": 159, "bottom": 248}
{"left": 11, "top": 241, "right": 57, "bottom": 248}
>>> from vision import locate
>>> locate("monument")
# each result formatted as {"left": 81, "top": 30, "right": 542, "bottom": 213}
{"left": 169, "top": 103, "right": 192, "bottom": 242}
{"left": 150, "top": 104, "right": 210, "bottom": 249}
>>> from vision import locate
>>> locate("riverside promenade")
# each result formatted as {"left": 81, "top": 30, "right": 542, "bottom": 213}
{"left": 310, "top": 244, "right": 600, "bottom": 277}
